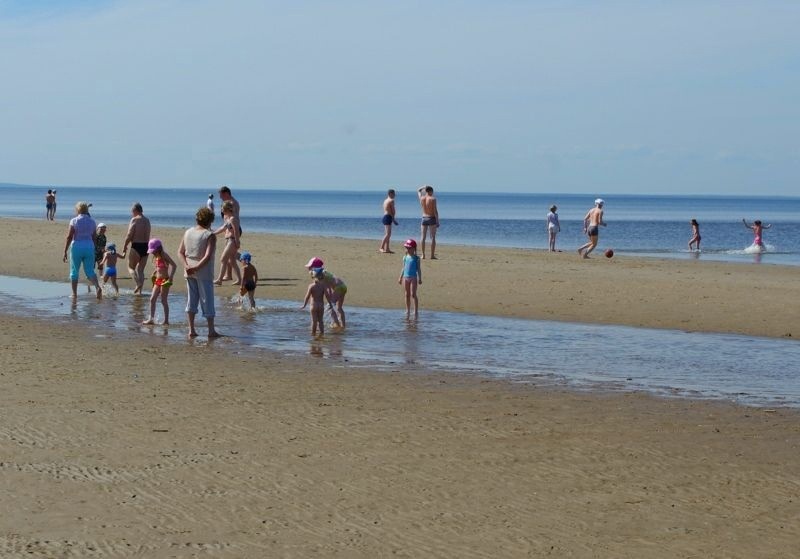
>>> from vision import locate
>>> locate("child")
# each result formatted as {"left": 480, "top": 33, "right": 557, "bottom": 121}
{"left": 143, "top": 238, "right": 177, "bottom": 325}
{"left": 743, "top": 218, "right": 772, "bottom": 250}
{"left": 95, "top": 223, "right": 107, "bottom": 275}
{"left": 100, "top": 243, "right": 122, "bottom": 295}
{"left": 238, "top": 251, "right": 259, "bottom": 310}
{"left": 688, "top": 219, "right": 701, "bottom": 251}
{"left": 397, "top": 238, "right": 422, "bottom": 319}
{"left": 301, "top": 268, "right": 333, "bottom": 336}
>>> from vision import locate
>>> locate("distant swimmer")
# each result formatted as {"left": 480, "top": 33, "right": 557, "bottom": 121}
{"left": 417, "top": 185, "right": 439, "bottom": 259}
{"left": 546, "top": 205, "right": 561, "bottom": 252}
{"left": 577, "top": 198, "right": 606, "bottom": 258}
{"left": 743, "top": 218, "right": 772, "bottom": 250}
{"left": 379, "top": 188, "right": 399, "bottom": 253}
{"left": 688, "top": 219, "right": 701, "bottom": 251}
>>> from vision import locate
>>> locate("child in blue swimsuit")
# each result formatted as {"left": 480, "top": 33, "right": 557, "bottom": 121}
{"left": 100, "top": 243, "right": 121, "bottom": 295}
{"left": 398, "top": 238, "right": 422, "bottom": 319}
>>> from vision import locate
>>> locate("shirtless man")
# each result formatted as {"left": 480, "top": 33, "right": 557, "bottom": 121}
{"left": 122, "top": 202, "right": 152, "bottom": 293}
{"left": 417, "top": 185, "right": 439, "bottom": 259}
{"left": 45, "top": 189, "right": 55, "bottom": 220}
{"left": 379, "top": 189, "right": 399, "bottom": 253}
{"left": 577, "top": 198, "right": 606, "bottom": 258}
{"left": 218, "top": 186, "right": 240, "bottom": 222}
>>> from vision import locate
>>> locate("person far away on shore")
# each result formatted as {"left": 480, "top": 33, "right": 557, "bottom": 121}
{"left": 417, "top": 185, "right": 439, "bottom": 259}
{"left": 379, "top": 188, "right": 399, "bottom": 253}
{"left": 547, "top": 205, "right": 561, "bottom": 252}
{"left": 577, "top": 198, "right": 606, "bottom": 259}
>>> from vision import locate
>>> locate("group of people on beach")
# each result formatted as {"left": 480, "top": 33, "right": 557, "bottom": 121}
{"left": 61, "top": 187, "right": 252, "bottom": 338}
{"left": 544, "top": 198, "right": 772, "bottom": 256}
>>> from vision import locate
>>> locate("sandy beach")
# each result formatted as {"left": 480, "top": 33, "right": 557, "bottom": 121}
{"left": 1, "top": 217, "right": 800, "bottom": 557}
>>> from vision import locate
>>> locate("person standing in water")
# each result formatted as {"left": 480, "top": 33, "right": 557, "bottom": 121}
{"left": 577, "top": 198, "right": 606, "bottom": 258}
{"left": 122, "top": 203, "right": 152, "bottom": 294}
{"left": 743, "top": 218, "right": 772, "bottom": 250}
{"left": 688, "top": 219, "right": 701, "bottom": 251}
{"left": 546, "top": 205, "right": 561, "bottom": 252}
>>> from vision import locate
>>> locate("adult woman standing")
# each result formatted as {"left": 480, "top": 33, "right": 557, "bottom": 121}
{"left": 213, "top": 200, "right": 242, "bottom": 286}
{"left": 546, "top": 205, "right": 561, "bottom": 252}
{"left": 63, "top": 201, "right": 102, "bottom": 299}
{"left": 178, "top": 207, "right": 219, "bottom": 338}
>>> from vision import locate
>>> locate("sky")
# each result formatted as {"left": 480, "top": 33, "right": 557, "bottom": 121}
{"left": 1, "top": 0, "right": 798, "bottom": 195}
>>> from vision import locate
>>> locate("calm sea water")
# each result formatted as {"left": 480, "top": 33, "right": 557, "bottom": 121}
{"left": 4, "top": 184, "right": 800, "bottom": 265}
{"left": 1, "top": 275, "right": 799, "bottom": 408}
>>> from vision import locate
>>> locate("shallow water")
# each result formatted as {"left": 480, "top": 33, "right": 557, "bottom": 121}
{"left": 2, "top": 275, "right": 799, "bottom": 408}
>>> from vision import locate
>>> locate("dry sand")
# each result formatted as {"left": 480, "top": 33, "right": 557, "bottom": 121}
{"left": 1, "top": 217, "right": 799, "bottom": 557}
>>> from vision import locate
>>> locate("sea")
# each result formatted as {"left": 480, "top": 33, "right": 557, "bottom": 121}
{"left": 4, "top": 183, "right": 800, "bottom": 265}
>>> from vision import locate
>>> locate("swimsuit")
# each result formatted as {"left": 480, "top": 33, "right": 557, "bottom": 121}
{"left": 131, "top": 242, "right": 148, "bottom": 257}
{"left": 402, "top": 254, "right": 420, "bottom": 278}
{"left": 382, "top": 214, "right": 393, "bottom": 226}
{"left": 421, "top": 216, "right": 437, "bottom": 226}
{"left": 587, "top": 225, "right": 599, "bottom": 236}
{"left": 105, "top": 266, "right": 117, "bottom": 277}
{"left": 243, "top": 279, "right": 256, "bottom": 292}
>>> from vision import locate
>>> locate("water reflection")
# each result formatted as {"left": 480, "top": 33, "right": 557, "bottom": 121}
{"left": 2, "top": 274, "right": 799, "bottom": 408}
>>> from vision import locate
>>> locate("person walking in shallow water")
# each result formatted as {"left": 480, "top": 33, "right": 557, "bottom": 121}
{"left": 688, "top": 219, "right": 701, "bottom": 251}
{"left": 743, "top": 218, "right": 772, "bottom": 250}
{"left": 63, "top": 201, "right": 102, "bottom": 299}
{"left": 577, "top": 198, "right": 606, "bottom": 258}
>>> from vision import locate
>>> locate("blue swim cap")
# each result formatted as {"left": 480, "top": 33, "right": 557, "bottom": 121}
{"left": 239, "top": 251, "right": 251, "bottom": 263}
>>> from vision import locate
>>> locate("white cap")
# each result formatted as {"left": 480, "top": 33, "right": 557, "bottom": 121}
{"left": 97, "top": 222, "right": 106, "bottom": 228}
{"left": 594, "top": 198, "right": 605, "bottom": 206}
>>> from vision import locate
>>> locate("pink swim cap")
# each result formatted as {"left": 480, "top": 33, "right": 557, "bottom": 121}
{"left": 147, "top": 238, "right": 162, "bottom": 253}
{"left": 403, "top": 238, "right": 417, "bottom": 248}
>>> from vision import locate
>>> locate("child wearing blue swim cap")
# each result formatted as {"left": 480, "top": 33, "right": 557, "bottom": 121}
{"left": 238, "top": 252, "right": 259, "bottom": 310}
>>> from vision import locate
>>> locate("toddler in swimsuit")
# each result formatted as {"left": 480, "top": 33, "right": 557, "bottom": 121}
{"left": 100, "top": 243, "right": 122, "bottom": 295}
{"left": 301, "top": 268, "right": 334, "bottom": 336}
{"left": 143, "top": 238, "right": 177, "bottom": 325}
{"left": 238, "top": 252, "right": 259, "bottom": 310}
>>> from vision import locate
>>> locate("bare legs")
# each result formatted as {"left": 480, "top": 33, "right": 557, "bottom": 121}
{"left": 403, "top": 278, "right": 418, "bottom": 319}
{"left": 577, "top": 234, "right": 598, "bottom": 258}
{"left": 187, "top": 312, "right": 219, "bottom": 339}
{"left": 548, "top": 230, "right": 557, "bottom": 252}
{"left": 379, "top": 224, "right": 393, "bottom": 253}
{"left": 128, "top": 251, "right": 148, "bottom": 294}
{"left": 214, "top": 240, "right": 241, "bottom": 285}
{"left": 420, "top": 224, "right": 437, "bottom": 259}
{"left": 143, "top": 284, "right": 170, "bottom": 325}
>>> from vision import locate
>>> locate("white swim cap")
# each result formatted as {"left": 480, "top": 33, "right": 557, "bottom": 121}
{"left": 595, "top": 198, "right": 605, "bottom": 206}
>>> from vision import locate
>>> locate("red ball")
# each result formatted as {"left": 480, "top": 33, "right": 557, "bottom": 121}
{"left": 604, "top": 249, "right": 614, "bottom": 258}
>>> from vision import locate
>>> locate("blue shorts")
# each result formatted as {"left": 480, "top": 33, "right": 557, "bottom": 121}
{"left": 69, "top": 242, "right": 97, "bottom": 282}
{"left": 382, "top": 214, "right": 393, "bottom": 226}
{"left": 421, "top": 216, "right": 437, "bottom": 226}
{"left": 105, "top": 266, "right": 117, "bottom": 277}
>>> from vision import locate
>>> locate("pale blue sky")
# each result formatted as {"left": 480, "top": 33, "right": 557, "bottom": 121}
{"left": 1, "top": 1, "right": 798, "bottom": 194}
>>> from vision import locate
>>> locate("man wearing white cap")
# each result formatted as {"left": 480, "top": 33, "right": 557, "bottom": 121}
{"left": 577, "top": 198, "right": 606, "bottom": 258}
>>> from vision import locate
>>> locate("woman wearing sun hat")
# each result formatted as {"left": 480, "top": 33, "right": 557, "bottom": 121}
{"left": 63, "top": 201, "right": 102, "bottom": 299}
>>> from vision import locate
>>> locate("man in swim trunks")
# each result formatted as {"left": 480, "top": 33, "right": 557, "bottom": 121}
{"left": 418, "top": 185, "right": 439, "bottom": 259}
{"left": 379, "top": 189, "right": 399, "bottom": 253}
{"left": 122, "top": 202, "right": 152, "bottom": 294}
{"left": 45, "top": 189, "right": 55, "bottom": 220}
{"left": 577, "top": 198, "right": 606, "bottom": 259}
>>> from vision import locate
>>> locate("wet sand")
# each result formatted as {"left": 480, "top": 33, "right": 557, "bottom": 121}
{"left": 1, "top": 217, "right": 800, "bottom": 557}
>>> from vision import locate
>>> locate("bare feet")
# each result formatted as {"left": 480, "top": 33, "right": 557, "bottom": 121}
{"left": 207, "top": 331, "right": 221, "bottom": 339}
{"left": 213, "top": 280, "right": 223, "bottom": 286}
{"left": 95, "top": 289, "right": 102, "bottom": 300}
{"left": 188, "top": 331, "right": 199, "bottom": 338}
{"left": 142, "top": 319, "right": 155, "bottom": 325}
{"left": 430, "top": 255, "right": 437, "bottom": 260}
